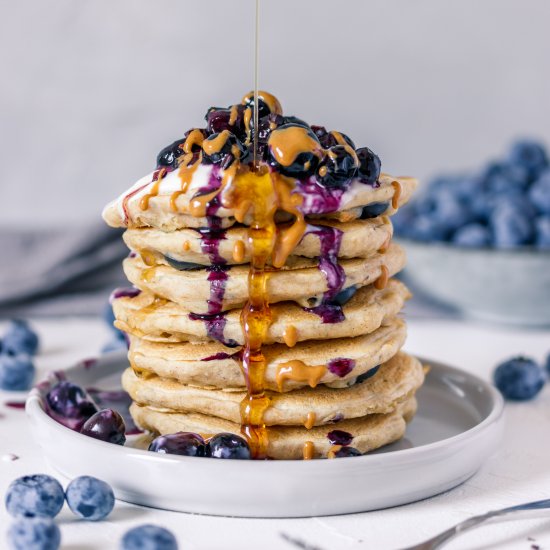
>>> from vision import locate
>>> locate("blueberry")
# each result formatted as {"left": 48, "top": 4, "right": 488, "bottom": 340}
{"left": 535, "top": 216, "right": 550, "bottom": 249}
{"left": 452, "top": 223, "right": 491, "bottom": 248}
{"left": 65, "top": 475, "right": 115, "bottom": 521}
{"left": 202, "top": 131, "right": 246, "bottom": 166}
{"left": 360, "top": 202, "right": 389, "bottom": 219}
{"left": 332, "top": 447, "right": 362, "bottom": 457}
{"left": 431, "top": 189, "right": 473, "bottom": 233}
{"left": 316, "top": 128, "right": 356, "bottom": 149}
{"left": 156, "top": 138, "right": 186, "bottom": 170}
{"left": 7, "top": 517, "right": 61, "bottom": 550}
{"left": 46, "top": 381, "right": 98, "bottom": 424}
{"left": 267, "top": 124, "right": 322, "bottom": 178}
{"left": 80, "top": 409, "right": 126, "bottom": 445}
{"left": 490, "top": 202, "right": 534, "bottom": 248}
{"left": 331, "top": 285, "right": 357, "bottom": 306}
{"left": 3, "top": 320, "right": 39, "bottom": 356}
{"left": 355, "top": 365, "right": 380, "bottom": 383}
{"left": 356, "top": 147, "right": 381, "bottom": 185}
{"left": 494, "top": 357, "right": 545, "bottom": 401}
{"left": 148, "top": 432, "right": 206, "bottom": 457}
{"left": 481, "top": 161, "right": 530, "bottom": 194}
{"left": 241, "top": 91, "right": 283, "bottom": 118}
{"left": 163, "top": 256, "right": 204, "bottom": 271}
{"left": 206, "top": 433, "right": 251, "bottom": 459}
{"left": 120, "top": 524, "right": 178, "bottom": 550}
{"left": 316, "top": 145, "right": 358, "bottom": 188}
{"left": 5, "top": 475, "right": 65, "bottom": 518}
{"left": 205, "top": 106, "right": 246, "bottom": 140}
{"left": 508, "top": 140, "right": 549, "bottom": 177}
{"left": 0, "top": 353, "right": 35, "bottom": 391}
{"left": 529, "top": 170, "right": 550, "bottom": 215}
{"left": 407, "top": 215, "right": 448, "bottom": 242}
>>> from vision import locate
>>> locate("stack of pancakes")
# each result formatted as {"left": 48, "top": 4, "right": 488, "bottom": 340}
{"left": 103, "top": 107, "right": 423, "bottom": 460}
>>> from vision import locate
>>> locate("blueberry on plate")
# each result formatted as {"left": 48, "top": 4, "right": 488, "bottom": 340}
{"left": 5, "top": 474, "right": 65, "bottom": 518}
{"left": 80, "top": 409, "right": 126, "bottom": 445}
{"left": 535, "top": 216, "right": 550, "bottom": 249}
{"left": 529, "top": 170, "right": 550, "bottom": 215}
{"left": 206, "top": 433, "right": 251, "bottom": 459}
{"left": 355, "top": 147, "right": 381, "bottom": 186}
{"left": 148, "top": 432, "right": 206, "bottom": 457}
{"left": 0, "top": 353, "right": 35, "bottom": 391}
{"left": 360, "top": 202, "right": 389, "bottom": 219}
{"left": 46, "top": 381, "right": 98, "bottom": 423}
{"left": 508, "top": 139, "right": 549, "bottom": 177}
{"left": 332, "top": 447, "right": 362, "bottom": 457}
{"left": 65, "top": 475, "right": 115, "bottom": 521}
{"left": 121, "top": 524, "right": 178, "bottom": 550}
{"left": 3, "top": 319, "right": 39, "bottom": 356}
{"left": 156, "top": 138, "right": 186, "bottom": 170}
{"left": 8, "top": 517, "right": 61, "bottom": 550}
{"left": 452, "top": 223, "right": 491, "bottom": 248}
{"left": 202, "top": 131, "right": 246, "bottom": 165}
{"left": 316, "top": 145, "right": 358, "bottom": 188}
{"left": 267, "top": 124, "right": 322, "bottom": 178}
{"left": 493, "top": 356, "right": 545, "bottom": 401}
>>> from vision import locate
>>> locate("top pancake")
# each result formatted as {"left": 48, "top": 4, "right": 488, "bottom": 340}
{"left": 102, "top": 171, "right": 417, "bottom": 231}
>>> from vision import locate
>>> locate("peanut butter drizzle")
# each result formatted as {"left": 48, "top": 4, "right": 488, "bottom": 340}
{"left": 171, "top": 152, "right": 202, "bottom": 212}
{"left": 283, "top": 324, "right": 298, "bottom": 348}
{"left": 268, "top": 125, "right": 322, "bottom": 168}
{"left": 275, "top": 360, "right": 326, "bottom": 392}
{"left": 327, "top": 445, "right": 342, "bottom": 459}
{"left": 229, "top": 104, "right": 239, "bottom": 126}
{"left": 241, "top": 90, "right": 283, "bottom": 116}
{"left": 233, "top": 240, "right": 245, "bottom": 263}
{"left": 304, "top": 412, "right": 316, "bottom": 430}
{"left": 183, "top": 240, "right": 191, "bottom": 251}
{"left": 202, "top": 130, "right": 231, "bottom": 156}
{"left": 378, "top": 235, "right": 391, "bottom": 254}
{"left": 243, "top": 107, "right": 253, "bottom": 145}
{"left": 331, "top": 131, "right": 359, "bottom": 165}
{"left": 140, "top": 250, "right": 157, "bottom": 267}
{"left": 182, "top": 129, "right": 205, "bottom": 154}
{"left": 374, "top": 264, "right": 389, "bottom": 290}
{"left": 391, "top": 180, "right": 402, "bottom": 210}
{"left": 303, "top": 441, "right": 315, "bottom": 460}
{"left": 140, "top": 168, "right": 166, "bottom": 211}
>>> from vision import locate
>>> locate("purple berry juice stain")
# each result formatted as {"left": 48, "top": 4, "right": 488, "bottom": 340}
{"left": 327, "top": 358, "right": 355, "bottom": 378}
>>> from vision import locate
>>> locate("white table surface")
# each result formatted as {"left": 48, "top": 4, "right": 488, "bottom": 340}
{"left": 1, "top": 316, "right": 550, "bottom": 550}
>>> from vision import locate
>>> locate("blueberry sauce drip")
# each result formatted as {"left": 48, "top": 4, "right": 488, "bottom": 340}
{"left": 297, "top": 177, "right": 346, "bottom": 215}
{"left": 109, "top": 287, "right": 141, "bottom": 304}
{"left": 304, "top": 303, "right": 345, "bottom": 324}
{"left": 205, "top": 266, "right": 229, "bottom": 314}
{"left": 197, "top": 227, "right": 227, "bottom": 265}
{"left": 188, "top": 312, "right": 238, "bottom": 348}
{"left": 327, "top": 429, "right": 354, "bottom": 446}
{"left": 4, "top": 401, "right": 26, "bottom": 409}
{"left": 327, "top": 358, "right": 356, "bottom": 378}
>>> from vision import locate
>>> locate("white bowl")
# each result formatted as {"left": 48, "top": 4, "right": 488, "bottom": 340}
{"left": 26, "top": 352, "right": 504, "bottom": 517}
{"left": 399, "top": 238, "right": 550, "bottom": 326}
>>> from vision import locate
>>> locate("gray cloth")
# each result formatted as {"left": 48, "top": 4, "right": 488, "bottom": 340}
{"left": 0, "top": 223, "right": 128, "bottom": 317}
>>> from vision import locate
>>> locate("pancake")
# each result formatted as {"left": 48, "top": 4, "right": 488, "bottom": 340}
{"left": 130, "top": 397, "right": 417, "bottom": 460}
{"left": 122, "top": 242, "right": 406, "bottom": 314}
{"left": 102, "top": 171, "right": 417, "bottom": 231}
{"left": 122, "top": 217, "right": 393, "bottom": 267}
{"left": 122, "top": 352, "right": 423, "bottom": 427}
{"left": 114, "top": 279, "right": 411, "bottom": 346}
{"left": 127, "top": 318, "right": 407, "bottom": 391}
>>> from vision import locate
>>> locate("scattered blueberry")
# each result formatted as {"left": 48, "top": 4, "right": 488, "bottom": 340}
{"left": 360, "top": 202, "right": 389, "bottom": 219}
{"left": 529, "top": 170, "right": 550, "bottom": 215}
{"left": 156, "top": 138, "right": 186, "bottom": 170}
{"left": 316, "top": 145, "right": 358, "bottom": 188}
{"left": 3, "top": 320, "right": 39, "bottom": 356}
{"left": 0, "top": 353, "right": 35, "bottom": 391}
{"left": 332, "top": 447, "right": 362, "bottom": 457}
{"left": 493, "top": 356, "right": 545, "bottom": 401}
{"left": 5, "top": 475, "right": 65, "bottom": 518}
{"left": 453, "top": 223, "right": 491, "bottom": 248}
{"left": 80, "top": 409, "right": 126, "bottom": 445}
{"left": 356, "top": 147, "right": 381, "bottom": 185}
{"left": 65, "top": 476, "right": 115, "bottom": 521}
{"left": 508, "top": 139, "right": 548, "bottom": 177}
{"left": 46, "top": 381, "right": 98, "bottom": 427}
{"left": 120, "top": 525, "right": 178, "bottom": 550}
{"left": 7, "top": 517, "right": 61, "bottom": 550}
{"left": 206, "top": 433, "right": 251, "bottom": 459}
{"left": 148, "top": 432, "right": 206, "bottom": 457}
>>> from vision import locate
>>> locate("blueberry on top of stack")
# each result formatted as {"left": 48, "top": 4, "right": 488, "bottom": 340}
{"left": 393, "top": 140, "right": 550, "bottom": 249}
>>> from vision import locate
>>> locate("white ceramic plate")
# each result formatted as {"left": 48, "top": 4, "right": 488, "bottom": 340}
{"left": 26, "top": 351, "right": 504, "bottom": 518}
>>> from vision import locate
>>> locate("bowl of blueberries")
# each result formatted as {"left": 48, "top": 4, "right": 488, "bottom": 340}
{"left": 393, "top": 140, "right": 550, "bottom": 326}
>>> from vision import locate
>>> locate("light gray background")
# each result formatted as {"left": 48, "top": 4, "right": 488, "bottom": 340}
{"left": 1, "top": 0, "right": 549, "bottom": 228}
